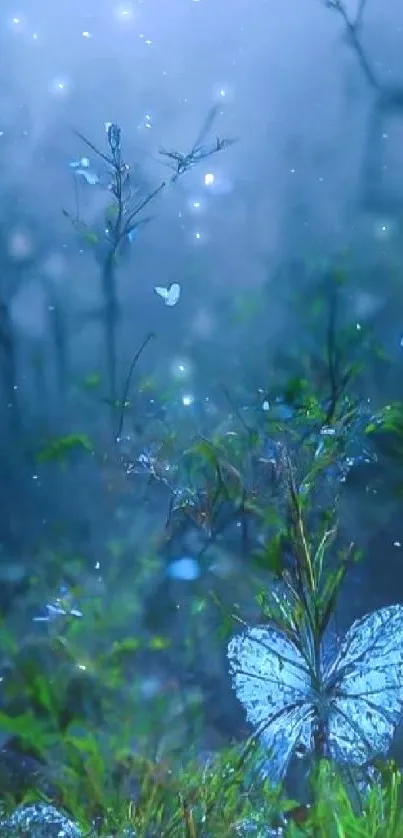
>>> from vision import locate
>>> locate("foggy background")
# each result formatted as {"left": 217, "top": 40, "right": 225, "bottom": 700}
{"left": 2, "top": 0, "right": 403, "bottom": 335}
{"left": 2, "top": 0, "right": 403, "bottom": 784}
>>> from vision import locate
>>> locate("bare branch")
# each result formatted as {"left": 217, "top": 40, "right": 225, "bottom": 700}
{"left": 323, "top": 0, "right": 379, "bottom": 90}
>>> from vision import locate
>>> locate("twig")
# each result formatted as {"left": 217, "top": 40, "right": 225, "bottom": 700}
{"left": 356, "top": 0, "right": 368, "bottom": 28}
{"left": 116, "top": 331, "right": 155, "bottom": 442}
{"left": 73, "top": 128, "right": 114, "bottom": 166}
{"left": 122, "top": 181, "right": 166, "bottom": 236}
{"left": 70, "top": 112, "right": 234, "bottom": 425}
{"left": 324, "top": 0, "right": 379, "bottom": 90}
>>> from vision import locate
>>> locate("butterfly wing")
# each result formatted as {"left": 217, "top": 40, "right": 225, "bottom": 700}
{"left": 74, "top": 168, "right": 100, "bottom": 185}
{"left": 228, "top": 626, "right": 314, "bottom": 782}
{"left": 154, "top": 286, "right": 168, "bottom": 300}
{"left": 166, "top": 283, "right": 181, "bottom": 306}
{"left": 324, "top": 605, "right": 403, "bottom": 764}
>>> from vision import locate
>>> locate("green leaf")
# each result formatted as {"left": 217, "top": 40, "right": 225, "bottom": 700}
{"left": 312, "top": 526, "right": 337, "bottom": 585}
{"left": 105, "top": 204, "right": 119, "bottom": 220}
{"left": 364, "top": 422, "right": 378, "bottom": 434}
{"left": 82, "top": 371, "right": 102, "bottom": 390}
{"left": 252, "top": 533, "right": 286, "bottom": 576}
{"left": 186, "top": 439, "right": 220, "bottom": 468}
{"left": 0, "top": 711, "right": 59, "bottom": 754}
{"left": 283, "top": 376, "right": 309, "bottom": 405}
{"left": 148, "top": 635, "right": 171, "bottom": 650}
{"left": 191, "top": 597, "right": 207, "bottom": 615}
{"left": 101, "top": 637, "right": 142, "bottom": 664}
{"left": 318, "top": 565, "right": 347, "bottom": 634}
{"left": 36, "top": 433, "right": 94, "bottom": 464}
{"left": 82, "top": 230, "right": 99, "bottom": 245}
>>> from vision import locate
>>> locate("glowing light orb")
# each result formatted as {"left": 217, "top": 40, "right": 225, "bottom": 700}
{"left": 49, "top": 76, "right": 71, "bottom": 96}
{"left": 170, "top": 358, "right": 193, "bottom": 380}
{"left": 212, "top": 83, "right": 234, "bottom": 103}
{"left": 115, "top": 4, "right": 135, "bottom": 21}
{"left": 9, "top": 14, "right": 27, "bottom": 32}
{"left": 8, "top": 230, "right": 33, "bottom": 260}
{"left": 373, "top": 218, "right": 396, "bottom": 240}
{"left": 188, "top": 197, "right": 204, "bottom": 213}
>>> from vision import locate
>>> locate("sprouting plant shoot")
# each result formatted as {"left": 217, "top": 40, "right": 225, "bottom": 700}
{"left": 63, "top": 108, "right": 236, "bottom": 421}
{"left": 67, "top": 121, "right": 163, "bottom": 258}
{"left": 66, "top": 106, "right": 236, "bottom": 257}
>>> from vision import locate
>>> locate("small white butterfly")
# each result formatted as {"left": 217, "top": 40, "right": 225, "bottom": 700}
{"left": 228, "top": 605, "right": 403, "bottom": 784}
{"left": 154, "top": 283, "right": 181, "bottom": 307}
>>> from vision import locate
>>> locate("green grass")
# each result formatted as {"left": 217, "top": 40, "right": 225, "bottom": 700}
{"left": 1, "top": 741, "right": 403, "bottom": 836}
